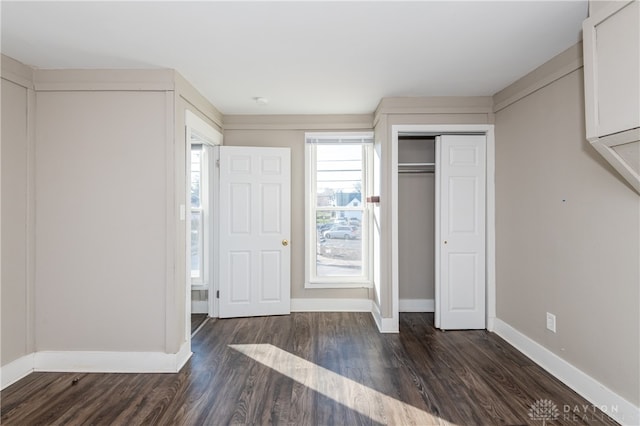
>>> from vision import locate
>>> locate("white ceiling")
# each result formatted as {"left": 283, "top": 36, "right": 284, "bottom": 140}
{"left": 1, "top": 1, "right": 588, "bottom": 115}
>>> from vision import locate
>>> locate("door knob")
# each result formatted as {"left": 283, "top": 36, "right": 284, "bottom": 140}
{"left": 282, "top": 239, "right": 289, "bottom": 246}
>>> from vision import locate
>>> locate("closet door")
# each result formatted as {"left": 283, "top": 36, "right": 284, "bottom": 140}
{"left": 436, "top": 135, "right": 486, "bottom": 330}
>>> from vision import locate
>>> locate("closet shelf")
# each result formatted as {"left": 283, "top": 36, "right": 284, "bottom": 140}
{"left": 399, "top": 162, "right": 435, "bottom": 167}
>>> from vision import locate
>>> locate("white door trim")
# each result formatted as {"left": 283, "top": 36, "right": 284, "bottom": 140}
{"left": 391, "top": 124, "right": 496, "bottom": 332}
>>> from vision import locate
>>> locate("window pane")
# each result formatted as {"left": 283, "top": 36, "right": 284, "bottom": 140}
{"left": 190, "top": 148, "right": 202, "bottom": 209}
{"left": 316, "top": 144, "right": 362, "bottom": 207}
{"left": 316, "top": 210, "right": 363, "bottom": 278}
{"left": 306, "top": 132, "right": 372, "bottom": 286}
{"left": 191, "top": 210, "right": 203, "bottom": 280}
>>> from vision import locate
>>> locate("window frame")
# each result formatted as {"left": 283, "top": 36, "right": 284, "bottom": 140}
{"left": 304, "top": 132, "right": 374, "bottom": 288}
{"left": 190, "top": 143, "right": 210, "bottom": 290}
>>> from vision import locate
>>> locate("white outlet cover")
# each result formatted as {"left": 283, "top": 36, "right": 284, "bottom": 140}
{"left": 546, "top": 312, "right": 556, "bottom": 333}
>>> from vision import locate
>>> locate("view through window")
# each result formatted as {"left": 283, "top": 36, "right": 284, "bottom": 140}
{"left": 190, "top": 145, "right": 204, "bottom": 284}
{"left": 306, "top": 133, "right": 373, "bottom": 286}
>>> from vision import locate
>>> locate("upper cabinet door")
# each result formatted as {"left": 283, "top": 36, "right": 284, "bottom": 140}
{"left": 583, "top": 1, "right": 640, "bottom": 194}
{"left": 583, "top": 0, "right": 639, "bottom": 141}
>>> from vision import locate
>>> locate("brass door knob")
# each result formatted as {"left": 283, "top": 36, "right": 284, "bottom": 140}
{"left": 282, "top": 239, "right": 289, "bottom": 246}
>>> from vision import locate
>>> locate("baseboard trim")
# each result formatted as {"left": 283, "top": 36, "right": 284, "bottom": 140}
{"left": 399, "top": 298, "right": 434, "bottom": 312}
{"left": 33, "top": 342, "right": 192, "bottom": 374}
{"left": 1, "top": 343, "right": 192, "bottom": 391}
{"left": 1, "top": 353, "right": 35, "bottom": 390}
{"left": 493, "top": 318, "right": 639, "bottom": 425}
{"left": 290, "top": 297, "right": 373, "bottom": 312}
{"left": 372, "top": 301, "right": 399, "bottom": 333}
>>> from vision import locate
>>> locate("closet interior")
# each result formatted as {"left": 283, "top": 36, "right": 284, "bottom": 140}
{"left": 398, "top": 135, "right": 436, "bottom": 306}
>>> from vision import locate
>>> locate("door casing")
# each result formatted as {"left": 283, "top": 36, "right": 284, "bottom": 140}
{"left": 185, "top": 110, "right": 222, "bottom": 327}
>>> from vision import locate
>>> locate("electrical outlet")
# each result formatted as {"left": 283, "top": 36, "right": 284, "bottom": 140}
{"left": 546, "top": 312, "right": 556, "bottom": 333}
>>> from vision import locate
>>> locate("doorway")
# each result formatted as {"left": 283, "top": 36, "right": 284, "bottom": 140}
{"left": 391, "top": 124, "right": 496, "bottom": 331}
{"left": 185, "top": 110, "right": 222, "bottom": 329}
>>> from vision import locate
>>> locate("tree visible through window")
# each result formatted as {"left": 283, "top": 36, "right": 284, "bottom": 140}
{"left": 305, "top": 133, "right": 373, "bottom": 287}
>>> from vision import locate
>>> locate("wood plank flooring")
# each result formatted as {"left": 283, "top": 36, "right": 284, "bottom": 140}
{"left": 191, "top": 314, "right": 208, "bottom": 335}
{"left": 1, "top": 313, "right": 619, "bottom": 425}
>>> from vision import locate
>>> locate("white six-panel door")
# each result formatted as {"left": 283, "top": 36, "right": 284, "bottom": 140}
{"left": 436, "top": 135, "right": 486, "bottom": 329}
{"left": 218, "top": 146, "right": 291, "bottom": 318}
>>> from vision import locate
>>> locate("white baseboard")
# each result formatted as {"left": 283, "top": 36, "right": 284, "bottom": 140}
{"left": 191, "top": 300, "right": 208, "bottom": 314}
{"left": 486, "top": 316, "right": 495, "bottom": 332}
{"left": 372, "top": 301, "right": 399, "bottom": 333}
{"left": 174, "top": 341, "right": 193, "bottom": 371}
{"left": 1, "top": 353, "right": 35, "bottom": 390}
{"left": 493, "top": 318, "right": 639, "bottom": 425}
{"left": 399, "top": 298, "right": 434, "bottom": 312}
{"left": 290, "top": 297, "right": 373, "bottom": 312}
{"left": 34, "top": 343, "right": 192, "bottom": 374}
{"left": 2, "top": 343, "right": 193, "bottom": 391}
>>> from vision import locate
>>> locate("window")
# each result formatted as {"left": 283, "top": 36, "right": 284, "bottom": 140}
{"left": 190, "top": 145, "right": 204, "bottom": 284}
{"left": 190, "top": 143, "right": 212, "bottom": 289}
{"left": 305, "top": 132, "right": 373, "bottom": 287}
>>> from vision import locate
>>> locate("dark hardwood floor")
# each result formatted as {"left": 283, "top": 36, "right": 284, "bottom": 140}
{"left": 191, "top": 313, "right": 208, "bottom": 335}
{"left": 1, "top": 313, "right": 618, "bottom": 425}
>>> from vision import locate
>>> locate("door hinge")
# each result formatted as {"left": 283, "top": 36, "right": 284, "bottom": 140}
{"left": 216, "top": 290, "right": 220, "bottom": 299}
{"left": 216, "top": 159, "right": 220, "bottom": 168}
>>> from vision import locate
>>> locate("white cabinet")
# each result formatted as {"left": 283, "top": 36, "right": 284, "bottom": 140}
{"left": 583, "top": 0, "right": 640, "bottom": 193}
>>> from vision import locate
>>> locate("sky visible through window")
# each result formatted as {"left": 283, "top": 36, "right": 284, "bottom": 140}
{"left": 316, "top": 144, "right": 362, "bottom": 206}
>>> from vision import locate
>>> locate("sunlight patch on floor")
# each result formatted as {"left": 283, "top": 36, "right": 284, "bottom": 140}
{"left": 230, "top": 343, "right": 457, "bottom": 425}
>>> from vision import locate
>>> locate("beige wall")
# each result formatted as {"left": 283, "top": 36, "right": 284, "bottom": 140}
{"left": 589, "top": 0, "right": 619, "bottom": 16}
{"left": 1, "top": 59, "right": 222, "bottom": 364}
{"left": 223, "top": 116, "right": 374, "bottom": 300}
{"left": 495, "top": 66, "right": 640, "bottom": 405}
{"left": 1, "top": 76, "right": 34, "bottom": 365}
{"left": 35, "top": 91, "right": 169, "bottom": 351}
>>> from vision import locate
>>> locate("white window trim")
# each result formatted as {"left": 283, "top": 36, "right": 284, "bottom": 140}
{"left": 305, "top": 132, "right": 374, "bottom": 289}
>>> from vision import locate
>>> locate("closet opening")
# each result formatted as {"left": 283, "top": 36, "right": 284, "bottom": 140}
{"left": 390, "top": 125, "right": 495, "bottom": 333}
{"left": 398, "top": 135, "right": 436, "bottom": 313}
